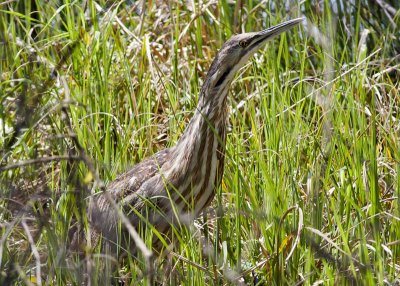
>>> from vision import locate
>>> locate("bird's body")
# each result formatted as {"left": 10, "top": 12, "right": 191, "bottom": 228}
{"left": 86, "top": 18, "right": 303, "bottom": 257}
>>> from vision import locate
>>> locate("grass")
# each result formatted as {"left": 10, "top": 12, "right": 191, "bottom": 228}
{"left": 1, "top": 0, "right": 399, "bottom": 285}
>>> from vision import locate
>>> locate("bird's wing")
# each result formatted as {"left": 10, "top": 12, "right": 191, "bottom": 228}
{"left": 106, "top": 147, "right": 172, "bottom": 199}
{"left": 86, "top": 148, "right": 173, "bottom": 248}
{"left": 89, "top": 148, "right": 173, "bottom": 228}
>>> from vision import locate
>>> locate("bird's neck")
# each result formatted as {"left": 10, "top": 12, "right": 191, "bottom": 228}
{"left": 177, "top": 80, "right": 231, "bottom": 150}
{"left": 171, "top": 78, "right": 232, "bottom": 171}
{"left": 160, "top": 72, "right": 233, "bottom": 215}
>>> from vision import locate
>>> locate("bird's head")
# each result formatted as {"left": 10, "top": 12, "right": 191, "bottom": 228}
{"left": 206, "top": 18, "right": 304, "bottom": 91}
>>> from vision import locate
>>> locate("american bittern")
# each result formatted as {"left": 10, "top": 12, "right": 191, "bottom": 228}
{"left": 87, "top": 18, "right": 303, "bottom": 256}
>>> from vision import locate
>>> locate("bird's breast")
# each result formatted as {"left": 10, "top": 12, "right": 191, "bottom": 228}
{"left": 170, "top": 111, "right": 227, "bottom": 217}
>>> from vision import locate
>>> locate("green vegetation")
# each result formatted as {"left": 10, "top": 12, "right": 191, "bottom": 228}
{"left": 1, "top": 0, "right": 399, "bottom": 285}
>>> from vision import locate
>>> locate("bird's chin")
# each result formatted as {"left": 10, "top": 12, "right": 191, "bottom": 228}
{"left": 237, "top": 52, "right": 256, "bottom": 70}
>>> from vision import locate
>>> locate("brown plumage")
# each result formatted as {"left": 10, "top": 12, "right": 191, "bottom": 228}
{"left": 83, "top": 18, "right": 303, "bottom": 257}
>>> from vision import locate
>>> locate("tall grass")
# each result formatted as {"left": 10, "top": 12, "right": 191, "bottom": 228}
{"left": 1, "top": 0, "right": 399, "bottom": 285}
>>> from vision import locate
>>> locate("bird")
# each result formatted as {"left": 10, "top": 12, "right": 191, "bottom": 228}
{"left": 84, "top": 18, "right": 304, "bottom": 258}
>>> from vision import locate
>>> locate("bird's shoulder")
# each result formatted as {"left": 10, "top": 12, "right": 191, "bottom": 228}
{"left": 106, "top": 147, "right": 173, "bottom": 197}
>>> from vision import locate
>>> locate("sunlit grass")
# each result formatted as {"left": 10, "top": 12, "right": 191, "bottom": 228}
{"left": 1, "top": 0, "right": 399, "bottom": 285}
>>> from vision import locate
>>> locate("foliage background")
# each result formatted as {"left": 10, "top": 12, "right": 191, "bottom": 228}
{"left": 0, "top": 0, "right": 399, "bottom": 285}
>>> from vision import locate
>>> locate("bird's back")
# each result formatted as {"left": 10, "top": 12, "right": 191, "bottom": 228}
{"left": 88, "top": 148, "right": 174, "bottom": 253}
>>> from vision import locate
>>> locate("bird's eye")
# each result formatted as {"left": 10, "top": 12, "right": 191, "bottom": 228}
{"left": 239, "top": 40, "right": 249, "bottom": 48}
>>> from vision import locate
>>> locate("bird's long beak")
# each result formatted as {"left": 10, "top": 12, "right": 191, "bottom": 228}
{"left": 249, "top": 17, "right": 304, "bottom": 50}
